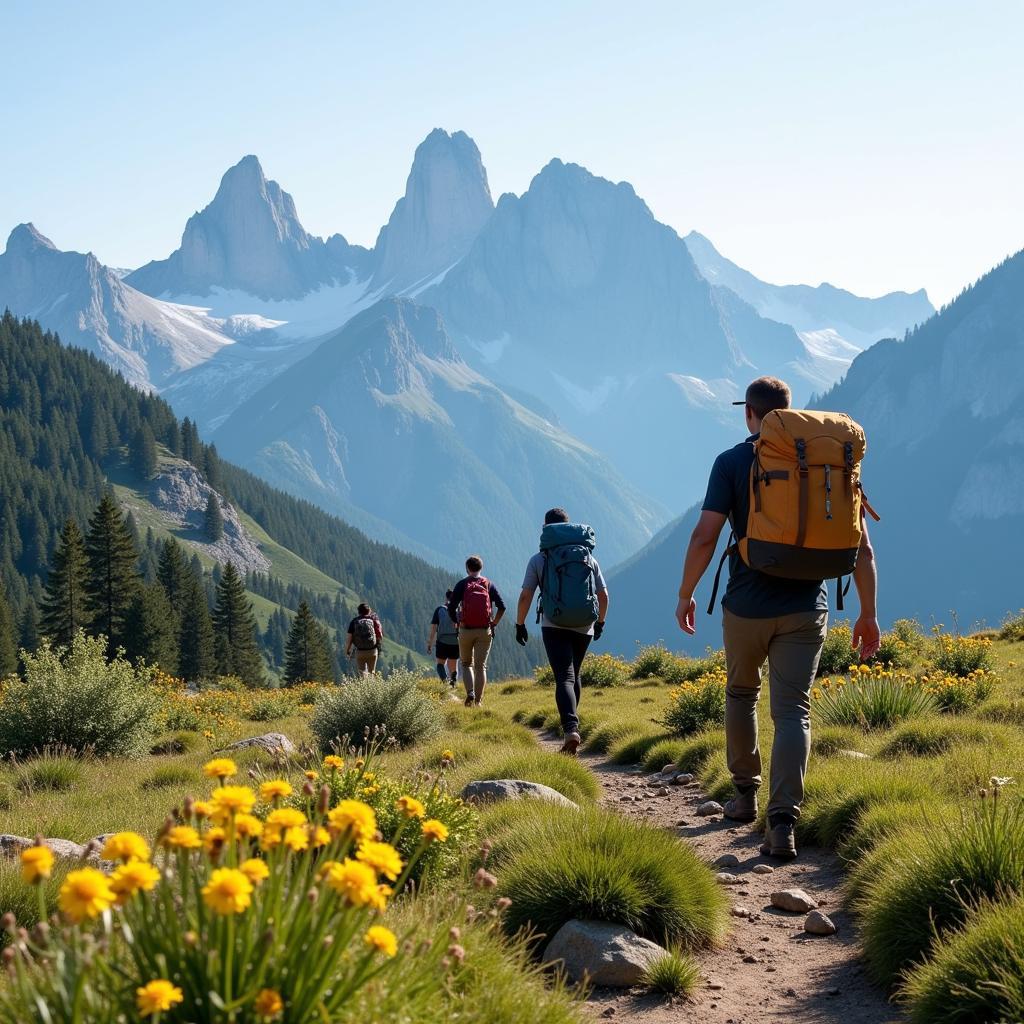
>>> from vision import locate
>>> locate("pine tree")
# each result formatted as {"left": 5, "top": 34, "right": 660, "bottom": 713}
{"left": 204, "top": 493, "right": 224, "bottom": 542}
{"left": 123, "top": 583, "right": 176, "bottom": 671}
{"left": 19, "top": 601, "right": 39, "bottom": 659}
{"left": 84, "top": 492, "right": 141, "bottom": 654}
{"left": 156, "top": 538, "right": 189, "bottom": 617}
{"left": 178, "top": 573, "right": 215, "bottom": 682}
{"left": 40, "top": 518, "right": 89, "bottom": 648}
{"left": 283, "top": 601, "right": 333, "bottom": 685}
{"left": 0, "top": 584, "right": 17, "bottom": 677}
{"left": 131, "top": 422, "right": 158, "bottom": 479}
{"left": 203, "top": 444, "right": 223, "bottom": 493}
{"left": 211, "top": 562, "right": 263, "bottom": 686}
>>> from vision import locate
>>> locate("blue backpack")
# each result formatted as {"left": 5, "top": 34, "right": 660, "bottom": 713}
{"left": 537, "top": 523, "right": 599, "bottom": 629}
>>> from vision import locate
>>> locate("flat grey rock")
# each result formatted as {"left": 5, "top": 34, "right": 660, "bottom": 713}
{"left": 752, "top": 863, "right": 775, "bottom": 874}
{"left": 713, "top": 853, "right": 740, "bottom": 868}
{"left": 715, "top": 872, "right": 741, "bottom": 885}
{"left": 804, "top": 910, "right": 838, "bottom": 935}
{"left": 770, "top": 889, "right": 818, "bottom": 913}
{"left": 0, "top": 834, "right": 88, "bottom": 861}
{"left": 222, "top": 732, "right": 296, "bottom": 755}
{"left": 461, "top": 779, "right": 578, "bottom": 808}
{"left": 670, "top": 772, "right": 694, "bottom": 785}
{"left": 838, "top": 749, "right": 871, "bottom": 759}
{"left": 542, "top": 919, "right": 666, "bottom": 987}
{"left": 696, "top": 800, "right": 724, "bottom": 816}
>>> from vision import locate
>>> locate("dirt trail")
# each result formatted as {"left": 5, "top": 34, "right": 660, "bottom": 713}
{"left": 537, "top": 735, "right": 900, "bottom": 1024}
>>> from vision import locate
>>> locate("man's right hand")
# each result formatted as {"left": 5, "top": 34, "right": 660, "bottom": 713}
{"left": 853, "top": 615, "right": 881, "bottom": 660}
{"left": 515, "top": 623, "right": 529, "bottom": 646}
{"left": 676, "top": 596, "right": 696, "bottom": 635}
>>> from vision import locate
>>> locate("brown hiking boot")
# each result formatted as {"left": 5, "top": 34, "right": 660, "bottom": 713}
{"left": 559, "top": 732, "right": 581, "bottom": 756}
{"left": 723, "top": 789, "right": 757, "bottom": 823}
{"left": 760, "top": 820, "right": 798, "bottom": 859}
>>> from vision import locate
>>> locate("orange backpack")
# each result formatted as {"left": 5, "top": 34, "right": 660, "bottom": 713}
{"left": 708, "top": 409, "right": 880, "bottom": 612}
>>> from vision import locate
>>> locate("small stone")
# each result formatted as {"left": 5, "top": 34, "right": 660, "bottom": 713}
{"left": 541, "top": 920, "right": 666, "bottom": 987}
{"left": 713, "top": 853, "right": 741, "bottom": 868}
{"left": 716, "top": 872, "right": 741, "bottom": 885}
{"left": 707, "top": 981, "right": 725, "bottom": 990}
{"left": 619, "top": 794, "right": 633, "bottom": 801}
{"left": 742, "top": 954, "right": 763, "bottom": 964}
{"left": 760, "top": 935, "right": 770, "bottom": 942}
{"left": 657, "top": 787, "right": 670, "bottom": 797}
{"left": 600, "top": 1008, "right": 616, "bottom": 1018}
{"left": 785, "top": 988, "right": 797, "bottom": 998}
{"left": 770, "top": 889, "right": 818, "bottom": 913}
{"left": 752, "top": 863, "right": 774, "bottom": 874}
{"left": 838, "top": 749, "right": 870, "bottom": 759}
{"left": 804, "top": 910, "right": 838, "bottom": 935}
{"left": 731, "top": 906, "right": 750, "bottom": 918}
{"left": 670, "top": 772, "right": 693, "bottom": 785}
{"left": 661, "top": 763, "right": 677, "bottom": 775}
{"left": 696, "top": 800, "right": 724, "bottom": 816}
{"left": 766, "top": 965, "right": 777, "bottom": 972}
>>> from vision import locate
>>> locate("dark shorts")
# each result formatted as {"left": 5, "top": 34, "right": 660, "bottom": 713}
{"left": 435, "top": 641, "right": 460, "bottom": 660}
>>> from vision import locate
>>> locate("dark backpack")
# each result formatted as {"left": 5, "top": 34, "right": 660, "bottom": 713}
{"left": 352, "top": 616, "right": 378, "bottom": 651}
{"left": 436, "top": 606, "right": 458, "bottom": 645}
{"left": 538, "top": 523, "right": 599, "bottom": 629}
{"left": 460, "top": 577, "right": 492, "bottom": 629}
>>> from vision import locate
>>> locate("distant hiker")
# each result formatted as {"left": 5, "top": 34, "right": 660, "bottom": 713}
{"left": 428, "top": 589, "right": 459, "bottom": 687}
{"left": 675, "top": 376, "right": 880, "bottom": 860}
{"left": 447, "top": 556, "right": 505, "bottom": 707}
{"left": 516, "top": 508, "right": 609, "bottom": 756}
{"left": 346, "top": 602, "right": 383, "bottom": 675}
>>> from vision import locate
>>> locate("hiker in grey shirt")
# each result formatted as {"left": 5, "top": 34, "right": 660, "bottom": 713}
{"left": 516, "top": 508, "right": 609, "bottom": 755}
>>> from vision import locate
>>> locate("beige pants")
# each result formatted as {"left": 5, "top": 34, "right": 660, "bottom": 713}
{"left": 355, "top": 649, "right": 378, "bottom": 675}
{"left": 722, "top": 608, "right": 828, "bottom": 820}
{"left": 458, "top": 628, "right": 492, "bottom": 702}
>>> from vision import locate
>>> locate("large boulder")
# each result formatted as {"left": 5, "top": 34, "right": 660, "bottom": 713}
{"left": 460, "top": 779, "right": 578, "bottom": 808}
{"left": 542, "top": 920, "right": 667, "bottom": 987}
{"left": 0, "top": 834, "right": 89, "bottom": 861}
{"left": 221, "top": 733, "right": 296, "bottom": 756}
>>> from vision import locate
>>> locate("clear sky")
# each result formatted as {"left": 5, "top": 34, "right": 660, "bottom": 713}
{"left": 2, "top": 0, "right": 1022, "bottom": 305}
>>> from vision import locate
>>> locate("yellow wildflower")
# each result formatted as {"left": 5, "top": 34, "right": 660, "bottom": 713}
{"left": 203, "top": 757, "right": 238, "bottom": 780}
{"left": 364, "top": 924, "right": 398, "bottom": 957}
{"left": 395, "top": 795, "right": 426, "bottom": 820}
{"left": 110, "top": 861, "right": 161, "bottom": 905}
{"left": 357, "top": 840, "right": 403, "bottom": 881}
{"left": 101, "top": 831, "right": 151, "bottom": 863}
{"left": 283, "top": 826, "right": 309, "bottom": 852}
{"left": 20, "top": 845, "right": 54, "bottom": 884}
{"left": 162, "top": 825, "right": 202, "bottom": 850}
{"left": 355, "top": 758, "right": 365, "bottom": 769}
{"left": 202, "top": 867, "right": 253, "bottom": 915}
{"left": 361, "top": 783, "right": 381, "bottom": 797}
{"left": 310, "top": 826, "right": 331, "bottom": 848}
{"left": 304, "top": 770, "right": 319, "bottom": 782}
{"left": 260, "top": 779, "right": 293, "bottom": 802}
{"left": 234, "top": 813, "right": 264, "bottom": 840}
{"left": 324, "top": 858, "right": 379, "bottom": 907}
{"left": 253, "top": 988, "right": 284, "bottom": 1019}
{"left": 323, "top": 755, "right": 345, "bottom": 771}
{"left": 59, "top": 867, "right": 115, "bottom": 923}
{"left": 204, "top": 826, "right": 227, "bottom": 855}
{"left": 421, "top": 819, "right": 449, "bottom": 844}
{"left": 240, "top": 857, "right": 270, "bottom": 885}
{"left": 327, "top": 800, "right": 377, "bottom": 842}
{"left": 441, "top": 749, "right": 455, "bottom": 762}
{"left": 266, "top": 808, "right": 306, "bottom": 829}
{"left": 136, "top": 979, "right": 184, "bottom": 1017}
{"left": 212, "top": 785, "right": 256, "bottom": 818}
{"left": 192, "top": 800, "right": 214, "bottom": 819}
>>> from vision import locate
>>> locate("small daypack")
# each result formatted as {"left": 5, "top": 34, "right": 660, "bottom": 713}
{"left": 352, "top": 616, "right": 378, "bottom": 651}
{"left": 436, "top": 605, "right": 459, "bottom": 645}
{"left": 460, "top": 577, "right": 493, "bottom": 629}
{"left": 537, "top": 523, "right": 600, "bottom": 629}
{"left": 708, "top": 409, "right": 880, "bottom": 613}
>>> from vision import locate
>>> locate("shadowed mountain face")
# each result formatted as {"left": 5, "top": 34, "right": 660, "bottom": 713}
{"left": 127, "top": 155, "right": 369, "bottom": 301}
{"left": 214, "top": 297, "right": 666, "bottom": 584}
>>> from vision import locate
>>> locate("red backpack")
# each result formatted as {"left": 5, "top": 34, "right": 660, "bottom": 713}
{"left": 460, "top": 577, "right": 492, "bottom": 629}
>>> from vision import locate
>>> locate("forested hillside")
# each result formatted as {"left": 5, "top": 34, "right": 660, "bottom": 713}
{"left": 0, "top": 312, "right": 534, "bottom": 678}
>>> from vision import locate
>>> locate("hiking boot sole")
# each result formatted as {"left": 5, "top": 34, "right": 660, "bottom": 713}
{"left": 759, "top": 841, "right": 798, "bottom": 860}
{"left": 723, "top": 807, "right": 757, "bottom": 823}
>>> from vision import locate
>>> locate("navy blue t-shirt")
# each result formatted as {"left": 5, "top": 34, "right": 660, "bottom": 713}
{"left": 702, "top": 435, "right": 827, "bottom": 619}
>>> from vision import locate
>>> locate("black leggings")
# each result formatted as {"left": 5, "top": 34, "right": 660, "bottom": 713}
{"left": 542, "top": 627, "right": 591, "bottom": 735}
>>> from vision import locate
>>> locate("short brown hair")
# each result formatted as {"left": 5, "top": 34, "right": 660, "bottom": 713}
{"left": 465, "top": 555, "right": 483, "bottom": 573}
{"left": 743, "top": 376, "right": 791, "bottom": 419}
{"left": 544, "top": 508, "right": 569, "bottom": 525}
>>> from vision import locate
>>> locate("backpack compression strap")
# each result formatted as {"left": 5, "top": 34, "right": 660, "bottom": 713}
{"left": 706, "top": 531, "right": 737, "bottom": 615}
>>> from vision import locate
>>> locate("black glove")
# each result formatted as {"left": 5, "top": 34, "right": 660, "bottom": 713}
{"left": 593, "top": 621, "right": 605, "bottom": 641}
{"left": 515, "top": 623, "right": 529, "bottom": 646}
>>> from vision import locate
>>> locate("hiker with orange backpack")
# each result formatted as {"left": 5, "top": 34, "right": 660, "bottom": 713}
{"left": 675, "top": 377, "right": 881, "bottom": 860}
{"left": 345, "top": 602, "right": 384, "bottom": 675}
{"left": 447, "top": 555, "right": 505, "bottom": 706}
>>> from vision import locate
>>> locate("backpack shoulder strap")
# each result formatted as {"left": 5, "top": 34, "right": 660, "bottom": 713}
{"left": 707, "top": 530, "right": 736, "bottom": 615}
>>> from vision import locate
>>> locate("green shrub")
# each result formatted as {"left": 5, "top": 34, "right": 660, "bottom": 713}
{"left": 630, "top": 643, "right": 678, "bottom": 680}
{"left": 930, "top": 633, "right": 995, "bottom": 676}
{"left": 500, "top": 682, "right": 528, "bottom": 695}
{"left": 15, "top": 751, "right": 83, "bottom": 793}
{"left": 656, "top": 730, "right": 726, "bottom": 776}
{"left": 150, "top": 730, "right": 204, "bottom": 755}
{"left": 312, "top": 670, "right": 442, "bottom": 749}
{"left": 811, "top": 668, "right": 935, "bottom": 729}
{"left": 642, "top": 950, "right": 700, "bottom": 996}
{"left": 877, "top": 718, "right": 1004, "bottom": 759}
{"left": 584, "top": 721, "right": 646, "bottom": 755}
{"left": 661, "top": 649, "right": 726, "bottom": 686}
{"left": 0, "top": 633, "right": 159, "bottom": 758}
{"left": 899, "top": 895, "right": 1024, "bottom": 1024}
{"left": 873, "top": 619, "right": 926, "bottom": 669}
{"left": 838, "top": 801, "right": 956, "bottom": 867}
{"left": 817, "top": 621, "right": 855, "bottom": 676}
{"left": 811, "top": 725, "right": 863, "bottom": 757}
{"left": 640, "top": 738, "right": 689, "bottom": 773}
{"left": 999, "top": 609, "right": 1024, "bottom": 642}
{"left": 533, "top": 664, "right": 555, "bottom": 686}
{"left": 608, "top": 730, "right": 668, "bottom": 765}
{"left": 856, "top": 793, "right": 1024, "bottom": 985}
{"left": 924, "top": 669, "right": 996, "bottom": 713}
{"left": 579, "top": 653, "right": 630, "bottom": 688}
{"left": 140, "top": 764, "right": 199, "bottom": 790}
{"left": 978, "top": 698, "right": 1024, "bottom": 726}
{"left": 458, "top": 749, "right": 599, "bottom": 804}
{"left": 496, "top": 803, "right": 728, "bottom": 948}
{"left": 662, "top": 668, "right": 727, "bottom": 737}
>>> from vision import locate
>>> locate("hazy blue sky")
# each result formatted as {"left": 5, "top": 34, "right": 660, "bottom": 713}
{"left": 2, "top": 1, "right": 1022, "bottom": 304}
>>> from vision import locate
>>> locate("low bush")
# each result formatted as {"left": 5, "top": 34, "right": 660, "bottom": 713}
{"left": 642, "top": 950, "right": 700, "bottom": 996}
{"left": 584, "top": 721, "right": 646, "bottom": 755}
{"left": 874, "top": 618, "right": 927, "bottom": 667}
{"left": 978, "top": 697, "right": 1024, "bottom": 725}
{"left": 15, "top": 751, "right": 83, "bottom": 794}
{"left": 312, "top": 670, "right": 442, "bottom": 749}
{"left": 495, "top": 803, "right": 728, "bottom": 948}
{"left": 899, "top": 894, "right": 1024, "bottom": 1024}
{"left": 500, "top": 682, "right": 527, "bottom": 695}
{"left": 836, "top": 800, "right": 944, "bottom": 866}
{"left": 661, "top": 668, "right": 727, "bottom": 737}
{"left": 856, "top": 792, "right": 1024, "bottom": 986}
{"left": 579, "top": 653, "right": 630, "bottom": 688}
{"left": 0, "top": 633, "right": 159, "bottom": 758}
{"left": 817, "top": 621, "right": 855, "bottom": 676}
{"left": 140, "top": 764, "right": 199, "bottom": 791}
{"left": 643, "top": 730, "right": 726, "bottom": 776}
{"left": 150, "top": 730, "right": 205, "bottom": 755}
{"left": 810, "top": 725, "right": 863, "bottom": 757}
{"left": 607, "top": 730, "right": 668, "bottom": 766}
{"left": 630, "top": 643, "right": 678, "bottom": 680}
{"left": 877, "top": 717, "right": 1004, "bottom": 759}
{"left": 999, "top": 609, "right": 1024, "bottom": 642}
{"left": 923, "top": 669, "right": 996, "bottom": 713}
{"left": 811, "top": 667, "right": 935, "bottom": 729}
{"left": 459, "top": 749, "right": 599, "bottom": 805}
{"left": 661, "top": 649, "right": 726, "bottom": 686}
{"left": 930, "top": 633, "right": 995, "bottom": 676}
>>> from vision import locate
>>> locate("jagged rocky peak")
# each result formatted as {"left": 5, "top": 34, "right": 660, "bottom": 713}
{"left": 6, "top": 222, "right": 59, "bottom": 254}
{"left": 372, "top": 128, "right": 494, "bottom": 291}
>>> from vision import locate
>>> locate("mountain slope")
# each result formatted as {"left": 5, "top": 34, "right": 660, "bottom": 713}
{"left": 214, "top": 297, "right": 665, "bottom": 583}
{"left": 127, "top": 155, "right": 368, "bottom": 301}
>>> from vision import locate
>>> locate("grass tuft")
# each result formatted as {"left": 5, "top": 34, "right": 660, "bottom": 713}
{"left": 642, "top": 950, "right": 701, "bottom": 996}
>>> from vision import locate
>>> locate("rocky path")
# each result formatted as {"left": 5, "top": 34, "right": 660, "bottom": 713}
{"left": 538, "top": 736, "right": 900, "bottom": 1023}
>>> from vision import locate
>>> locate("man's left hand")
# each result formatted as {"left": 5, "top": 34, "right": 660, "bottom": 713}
{"left": 676, "top": 596, "right": 696, "bottom": 635}
{"left": 852, "top": 615, "right": 881, "bottom": 660}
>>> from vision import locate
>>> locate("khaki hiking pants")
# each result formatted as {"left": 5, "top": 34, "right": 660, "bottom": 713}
{"left": 458, "top": 627, "right": 492, "bottom": 702}
{"left": 722, "top": 608, "right": 828, "bottom": 820}
{"left": 355, "top": 649, "right": 378, "bottom": 675}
